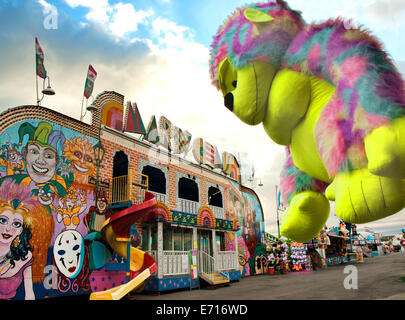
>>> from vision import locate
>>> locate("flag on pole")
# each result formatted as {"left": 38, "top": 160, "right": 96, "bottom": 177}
{"left": 83, "top": 64, "right": 97, "bottom": 99}
{"left": 35, "top": 37, "right": 47, "bottom": 79}
{"left": 145, "top": 115, "right": 160, "bottom": 144}
{"left": 123, "top": 101, "right": 146, "bottom": 134}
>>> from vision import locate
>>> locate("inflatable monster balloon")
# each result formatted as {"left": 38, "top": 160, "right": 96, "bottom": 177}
{"left": 209, "top": 0, "right": 405, "bottom": 242}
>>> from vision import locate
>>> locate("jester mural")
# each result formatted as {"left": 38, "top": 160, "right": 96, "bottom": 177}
{"left": 0, "top": 120, "right": 98, "bottom": 299}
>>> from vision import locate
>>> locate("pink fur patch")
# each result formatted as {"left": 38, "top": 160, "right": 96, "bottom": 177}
{"left": 365, "top": 113, "right": 390, "bottom": 133}
{"left": 212, "top": 42, "right": 228, "bottom": 80}
{"left": 307, "top": 43, "right": 321, "bottom": 73}
{"left": 315, "top": 94, "right": 347, "bottom": 176}
{"left": 280, "top": 174, "right": 297, "bottom": 205}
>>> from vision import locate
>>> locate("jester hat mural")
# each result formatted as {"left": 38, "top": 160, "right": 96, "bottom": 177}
{"left": 18, "top": 121, "right": 65, "bottom": 154}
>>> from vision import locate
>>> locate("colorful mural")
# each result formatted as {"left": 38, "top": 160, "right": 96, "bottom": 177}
{"left": 101, "top": 101, "right": 123, "bottom": 131}
{"left": 0, "top": 120, "right": 98, "bottom": 299}
{"left": 0, "top": 107, "right": 265, "bottom": 299}
{"left": 225, "top": 180, "right": 264, "bottom": 277}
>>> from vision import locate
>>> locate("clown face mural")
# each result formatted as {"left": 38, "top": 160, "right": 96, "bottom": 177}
{"left": 53, "top": 230, "right": 85, "bottom": 279}
{"left": 18, "top": 122, "right": 65, "bottom": 186}
{"left": 24, "top": 143, "right": 58, "bottom": 184}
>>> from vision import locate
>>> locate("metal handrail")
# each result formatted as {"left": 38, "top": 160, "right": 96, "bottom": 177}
{"left": 109, "top": 169, "right": 149, "bottom": 205}
{"left": 197, "top": 250, "right": 215, "bottom": 277}
{"left": 110, "top": 174, "right": 129, "bottom": 204}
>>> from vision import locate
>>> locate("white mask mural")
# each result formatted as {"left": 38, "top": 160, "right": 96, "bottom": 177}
{"left": 53, "top": 230, "right": 84, "bottom": 279}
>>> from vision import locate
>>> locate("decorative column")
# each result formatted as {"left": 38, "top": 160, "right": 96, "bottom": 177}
{"left": 193, "top": 227, "right": 198, "bottom": 249}
{"left": 212, "top": 229, "right": 217, "bottom": 271}
{"left": 234, "top": 231, "right": 238, "bottom": 270}
{"left": 157, "top": 222, "right": 163, "bottom": 278}
{"left": 147, "top": 225, "right": 151, "bottom": 252}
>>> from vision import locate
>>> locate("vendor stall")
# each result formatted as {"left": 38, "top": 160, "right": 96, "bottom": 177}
{"left": 324, "top": 225, "right": 350, "bottom": 266}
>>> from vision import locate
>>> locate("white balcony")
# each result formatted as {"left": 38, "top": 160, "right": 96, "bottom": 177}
{"left": 209, "top": 205, "right": 225, "bottom": 220}
{"left": 162, "top": 251, "right": 190, "bottom": 276}
{"left": 216, "top": 251, "right": 238, "bottom": 271}
{"left": 176, "top": 198, "right": 199, "bottom": 215}
{"left": 150, "top": 191, "right": 169, "bottom": 205}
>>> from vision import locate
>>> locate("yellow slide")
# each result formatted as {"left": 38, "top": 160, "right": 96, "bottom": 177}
{"left": 90, "top": 192, "right": 157, "bottom": 300}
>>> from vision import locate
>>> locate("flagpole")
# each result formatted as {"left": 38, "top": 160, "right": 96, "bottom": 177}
{"left": 80, "top": 95, "right": 85, "bottom": 121}
{"left": 35, "top": 41, "right": 39, "bottom": 106}
{"left": 276, "top": 186, "right": 281, "bottom": 238}
{"left": 36, "top": 75, "right": 39, "bottom": 106}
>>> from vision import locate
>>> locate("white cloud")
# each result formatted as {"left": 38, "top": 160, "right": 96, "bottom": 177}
{"left": 64, "top": 0, "right": 111, "bottom": 24}
{"left": 109, "top": 3, "right": 154, "bottom": 38}
{"left": 63, "top": 0, "right": 154, "bottom": 39}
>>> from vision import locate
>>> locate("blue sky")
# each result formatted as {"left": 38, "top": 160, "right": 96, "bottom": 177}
{"left": 0, "top": 0, "right": 405, "bottom": 236}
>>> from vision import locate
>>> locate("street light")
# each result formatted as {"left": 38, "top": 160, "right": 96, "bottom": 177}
{"left": 37, "top": 76, "right": 55, "bottom": 105}
{"left": 93, "top": 141, "right": 105, "bottom": 166}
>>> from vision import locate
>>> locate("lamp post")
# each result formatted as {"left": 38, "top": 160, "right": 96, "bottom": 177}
{"left": 87, "top": 101, "right": 104, "bottom": 200}
{"left": 93, "top": 136, "right": 105, "bottom": 201}
{"left": 36, "top": 75, "right": 55, "bottom": 105}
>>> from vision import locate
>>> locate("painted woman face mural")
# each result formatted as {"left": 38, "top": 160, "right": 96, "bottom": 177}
{"left": 0, "top": 178, "right": 54, "bottom": 300}
{"left": 0, "top": 208, "right": 23, "bottom": 246}
{"left": 53, "top": 230, "right": 85, "bottom": 279}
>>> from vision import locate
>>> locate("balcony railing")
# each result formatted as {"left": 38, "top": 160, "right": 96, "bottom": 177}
{"left": 109, "top": 169, "right": 148, "bottom": 205}
{"left": 216, "top": 251, "right": 238, "bottom": 271}
{"left": 150, "top": 191, "right": 168, "bottom": 206}
{"left": 110, "top": 174, "right": 129, "bottom": 204}
{"left": 162, "top": 251, "right": 190, "bottom": 276}
{"left": 208, "top": 205, "right": 225, "bottom": 220}
{"left": 176, "top": 198, "right": 199, "bottom": 215}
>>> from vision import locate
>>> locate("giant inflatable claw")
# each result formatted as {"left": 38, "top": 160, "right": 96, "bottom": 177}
{"left": 209, "top": 0, "right": 405, "bottom": 242}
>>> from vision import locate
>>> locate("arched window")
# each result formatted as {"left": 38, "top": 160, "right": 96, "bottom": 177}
{"left": 178, "top": 177, "right": 199, "bottom": 202}
{"left": 142, "top": 165, "right": 166, "bottom": 194}
{"left": 208, "top": 186, "right": 223, "bottom": 208}
{"left": 111, "top": 151, "right": 129, "bottom": 204}
{"left": 113, "top": 150, "right": 128, "bottom": 178}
